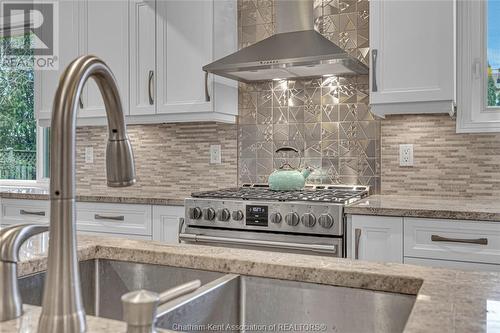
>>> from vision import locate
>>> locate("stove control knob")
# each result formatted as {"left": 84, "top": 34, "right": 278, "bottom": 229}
{"left": 301, "top": 213, "right": 316, "bottom": 228}
{"left": 319, "top": 214, "right": 334, "bottom": 229}
{"left": 189, "top": 207, "right": 202, "bottom": 220}
{"left": 285, "top": 212, "right": 300, "bottom": 226}
{"left": 218, "top": 208, "right": 231, "bottom": 222}
{"left": 232, "top": 210, "right": 244, "bottom": 221}
{"left": 270, "top": 213, "right": 282, "bottom": 224}
{"left": 203, "top": 208, "right": 216, "bottom": 221}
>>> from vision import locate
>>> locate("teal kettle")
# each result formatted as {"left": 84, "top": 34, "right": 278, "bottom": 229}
{"left": 268, "top": 147, "right": 313, "bottom": 191}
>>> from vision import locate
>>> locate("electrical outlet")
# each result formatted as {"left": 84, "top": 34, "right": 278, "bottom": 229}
{"left": 399, "top": 144, "right": 413, "bottom": 167}
{"left": 85, "top": 146, "right": 93, "bottom": 164}
{"left": 210, "top": 144, "right": 221, "bottom": 164}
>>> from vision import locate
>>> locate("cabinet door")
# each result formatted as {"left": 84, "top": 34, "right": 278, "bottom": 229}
{"left": 156, "top": 0, "right": 213, "bottom": 114}
{"left": 369, "top": 0, "right": 454, "bottom": 113}
{"left": 152, "top": 205, "right": 184, "bottom": 244}
{"left": 130, "top": 0, "right": 156, "bottom": 115}
{"left": 35, "top": 0, "right": 79, "bottom": 122}
{"left": 78, "top": 0, "right": 129, "bottom": 118}
{"left": 351, "top": 215, "right": 403, "bottom": 263}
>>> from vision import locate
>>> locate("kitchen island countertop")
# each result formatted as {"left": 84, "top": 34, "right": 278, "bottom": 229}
{"left": 6, "top": 234, "right": 500, "bottom": 332}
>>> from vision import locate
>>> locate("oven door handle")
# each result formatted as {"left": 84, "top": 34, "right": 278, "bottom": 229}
{"left": 178, "top": 233, "right": 337, "bottom": 254}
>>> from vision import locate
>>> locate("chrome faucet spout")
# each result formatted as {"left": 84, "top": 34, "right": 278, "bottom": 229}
{"left": 38, "top": 55, "right": 136, "bottom": 333}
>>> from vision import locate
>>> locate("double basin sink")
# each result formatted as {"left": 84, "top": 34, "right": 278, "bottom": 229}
{"left": 19, "top": 260, "right": 416, "bottom": 332}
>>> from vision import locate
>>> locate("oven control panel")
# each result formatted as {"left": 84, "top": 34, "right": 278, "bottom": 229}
{"left": 184, "top": 198, "right": 344, "bottom": 236}
{"left": 246, "top": 205, "right": 268, "bottom": 227}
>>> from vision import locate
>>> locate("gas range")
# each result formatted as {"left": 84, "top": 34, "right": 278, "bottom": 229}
{"left": 181, "top": 184, "right": 369, "bottom": 257}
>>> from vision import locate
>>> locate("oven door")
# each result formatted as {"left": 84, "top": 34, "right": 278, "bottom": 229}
{"left": 179, "top": 224, "right": 342, "bottom": 257}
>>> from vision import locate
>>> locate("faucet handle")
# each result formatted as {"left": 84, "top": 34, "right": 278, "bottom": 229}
{"left": 0, "top": 224, "right": 48, "bottom": 322}
{"left": 0, "top": 224, "right": 49, "bottom": 263}
{"left": 121, "top": 280, "right": 201, "bottom": 333}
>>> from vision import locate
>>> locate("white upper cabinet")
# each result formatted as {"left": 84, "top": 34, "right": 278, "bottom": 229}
{"left": 35, "top": 0, "right": 79, "bottom": 122}
{"left": 36, "top": 0, "right": 238, "bottom": 125}
{"left": 130, "top": 0, "right": 156, "bottom": 116}
{"left": 156, "top": 0, "right": 213, "bottom": 114}
{"left": 369, "top": 0, "right": 455, "bottom": 117}
{"left": 78, "top": 0, "right": 130, "bottom": 119}
{"left": 130, "top": 0, "right": 238, "bottom": 122}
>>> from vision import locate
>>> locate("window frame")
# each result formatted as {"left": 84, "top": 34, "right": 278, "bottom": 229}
{"left": 0, "top": 18, "right": 48, "bottom": 186}
{"left": 457, "top": 0, "right": 500, "bottom": 133}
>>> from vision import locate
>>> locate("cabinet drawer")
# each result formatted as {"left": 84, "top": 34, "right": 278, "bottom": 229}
{"left": 404, "top": 218, "right": 500, "bottom": 264}
{"left": 76, "top": 202, "right": 152, "bottom": 236}
{"left": 1, "top": 199, "right": 49, "bottom": 225}
{"left": 78, "top": 231, "right": 152, "bottom": 241}
{"left": 404, "top": 257, "right": 500, "bottom": 272}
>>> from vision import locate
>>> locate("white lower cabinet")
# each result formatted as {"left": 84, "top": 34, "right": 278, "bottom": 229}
{"left": 0, "top": 198, "right": 184, "bottom": 242}
{"left": 76, "top": 202, "right": 152, "bottom": 237}
{"left": 350, "top": 215, "right": 403, "bottom": 263}
{"left": 1, "top": 199, "right": 50, "bottom": 226}
{"left": 349, "top": 214, "right": 500, "bottom": 271}
{"left": 152, "top": 205, "right": 184, "bottom": 244}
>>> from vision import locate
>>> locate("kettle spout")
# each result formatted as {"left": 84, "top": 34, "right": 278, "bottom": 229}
{"left": 301, "top": 166, "right": 313, "bottom": 179}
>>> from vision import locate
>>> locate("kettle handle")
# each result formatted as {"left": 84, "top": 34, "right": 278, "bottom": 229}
{"left": 275, "top": 146, "right": 299, "bottom": 154}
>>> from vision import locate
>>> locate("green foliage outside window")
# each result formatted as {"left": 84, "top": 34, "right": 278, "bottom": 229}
{"left": 0, "top": 34, "right": 37, "bottom": 180}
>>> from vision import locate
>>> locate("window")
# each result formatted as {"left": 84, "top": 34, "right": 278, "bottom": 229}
{"left": 457, "top": 0, "right": 500, "bottom": 132}
{"left": 0, "top": 32, "right": 50, "bottom": 183}
{"left": 487, "top": 0, "right": 500, "bottom": 107}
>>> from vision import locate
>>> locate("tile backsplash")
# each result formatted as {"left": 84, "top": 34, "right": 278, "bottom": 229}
{"left": 237, "top": 0, "right": 380, "bottom": 191}
{"left": 75, "top": 123, "right": 237, "bottom": 198}
{"left": 381, "top": 114, "right": 500, "bottom": 198}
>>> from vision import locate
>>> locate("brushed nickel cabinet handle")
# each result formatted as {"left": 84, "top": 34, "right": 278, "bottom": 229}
{"left": 431, "top": 235, "right": 488, "bottom": 245}
{"left": 148, "top": 70, "right": 154, "bottom": 105}
{"left": 354, "top": 228, "right": 362, "bottom": 259}
{"left": 94, "top": 214, "right": 125, "bottom": 221}
{"left": 20, "top": 209, "right": 46, "bottom": 216}
{"left": 372, "top": 49, "right": 378, "bottom": 92}
{"left": 204, "top": 71, "right": 211, "bottom": 102}
{"left": 79, "top": 97, "right": 84, "bottom": 108}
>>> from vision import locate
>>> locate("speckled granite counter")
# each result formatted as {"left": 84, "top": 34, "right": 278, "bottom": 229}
{"left": 346, "top": 194, "right": 500, "bottom": 222}
{"left": 0, "top": 186, "right": 185, "bottom": 206}
{"left": 7, "top": 234, "right": 500, "bottom": 332}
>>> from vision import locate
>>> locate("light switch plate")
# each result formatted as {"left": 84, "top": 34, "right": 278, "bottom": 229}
{"left": 85, "top": 146, "right": 93, "bottom": 164}
{"left": 210, "top": 145, "right": 221, "bottom": 164}
{"left": 399, "top": 144, "right": 413, "bottom": 167}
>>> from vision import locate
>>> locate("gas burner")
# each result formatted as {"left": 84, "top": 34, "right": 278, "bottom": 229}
{"left": 191, "top": 184, "right": 369, "bottom": 205}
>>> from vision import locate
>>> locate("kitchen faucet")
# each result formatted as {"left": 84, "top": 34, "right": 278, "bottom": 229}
{"left": 38, "top": 55, "right": 136, "bottom": 333}
{"left": 0, "top": 224, "right": 48, "bottom": 322}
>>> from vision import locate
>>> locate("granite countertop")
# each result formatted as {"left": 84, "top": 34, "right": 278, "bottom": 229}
{"left": 0, "top": 186, "right": 185, "bottom": 206}
{"left": 346, "top": 194, "right": 500, "bottom": 222}
{"left": 6, "top": 234, "right": 500, "bottom": 332}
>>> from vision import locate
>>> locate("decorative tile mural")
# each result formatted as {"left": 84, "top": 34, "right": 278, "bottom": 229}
{"left": 237, "top": 0, "right": 380, "bottom": 191}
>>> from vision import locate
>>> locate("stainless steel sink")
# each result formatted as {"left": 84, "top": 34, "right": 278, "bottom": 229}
{"left": 20, "top": 260, "right": 416, "bottom": 333}
{"left": 18, "top": 259, "right": 224, "bottom": 321}
{"left": 156, "top": 275, "right": 416, "bottom": 333}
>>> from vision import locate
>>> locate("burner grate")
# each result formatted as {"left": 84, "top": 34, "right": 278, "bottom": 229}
{"left": 191, "top": 185, "right": 368, "bottom": 204}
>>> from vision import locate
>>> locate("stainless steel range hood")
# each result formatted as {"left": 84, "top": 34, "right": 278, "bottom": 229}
{"left": 203, "top": 0, "right": 368, "bottom": 83}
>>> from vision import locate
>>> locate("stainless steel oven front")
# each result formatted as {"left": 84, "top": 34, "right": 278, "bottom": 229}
{"left": 179, "top": 223, "right": 343, "bottom": 257}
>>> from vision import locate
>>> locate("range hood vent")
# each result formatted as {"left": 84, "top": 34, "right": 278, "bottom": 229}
{"left": 203, "top": 0, "right": 368, "bottom": 83}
